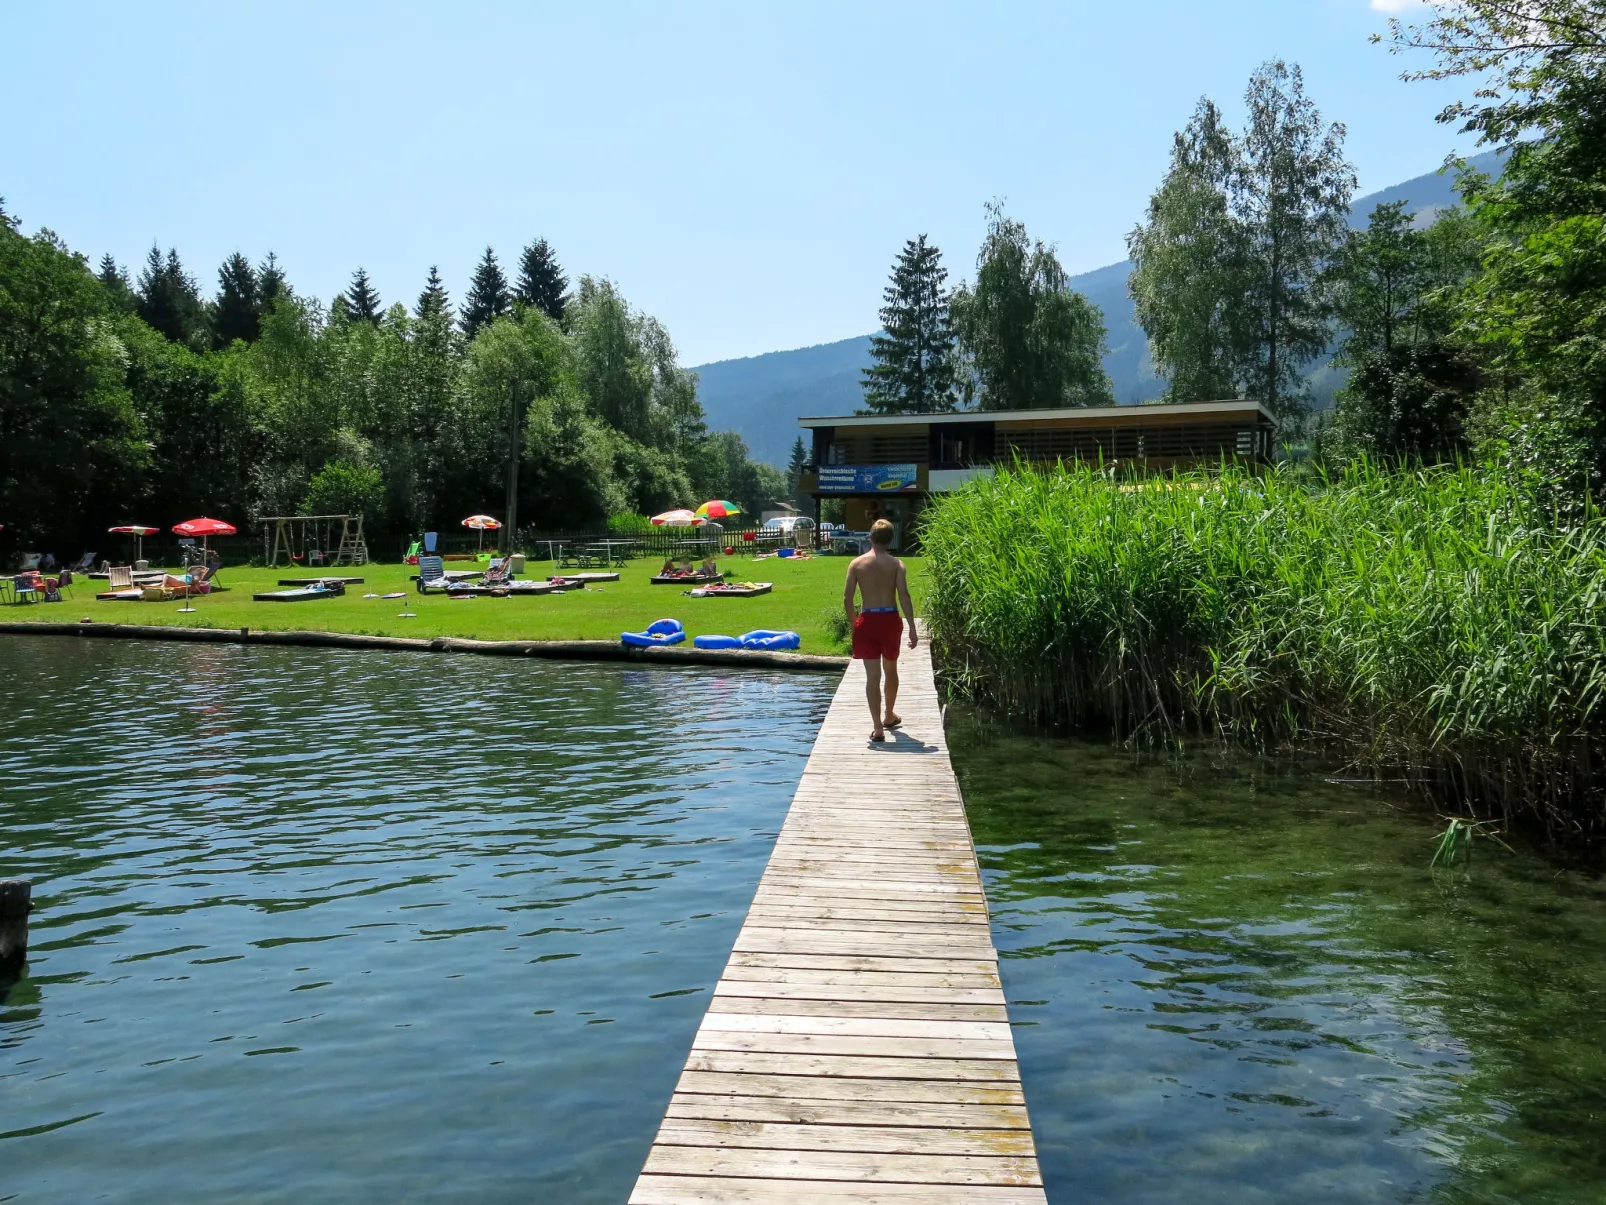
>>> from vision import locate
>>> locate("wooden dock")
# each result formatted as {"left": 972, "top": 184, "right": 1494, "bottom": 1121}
{"left": 630, "top": 640, "right": 1047, "bottom": 1203}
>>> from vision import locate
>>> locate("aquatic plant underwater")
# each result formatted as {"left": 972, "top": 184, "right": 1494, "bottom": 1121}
{"left": 922, "top": 459, "right": 1606, "bottom": 840}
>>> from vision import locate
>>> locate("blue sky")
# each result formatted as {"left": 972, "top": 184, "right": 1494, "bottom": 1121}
{"left": 2, "top": 0, "right": 1463, "bottom": 365}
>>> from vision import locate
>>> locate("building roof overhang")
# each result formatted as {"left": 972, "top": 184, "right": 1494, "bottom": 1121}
{"left": 798, "top": 400, "right": 1272, "bottom": 429}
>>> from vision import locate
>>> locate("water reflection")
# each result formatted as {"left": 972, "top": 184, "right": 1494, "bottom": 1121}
{"left": 949, "top": 704, "right": 1606, "bottom": 1205}
{"left": 0, "top": 636, "right": 833, "bottom": 1203}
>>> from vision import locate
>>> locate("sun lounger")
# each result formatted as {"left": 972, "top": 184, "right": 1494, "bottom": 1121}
{"left": 650, "top": 572, "right": 723, "bottom": 586}
{"left": 277, "top": 576, "right": 364, "bottom": 586}
{"left": 254, "top": 580, "right": 347, "bottom": 602}
{"left": 688, "top": 581, "right": 772, "bottom": 597}
{"left": 555, "top": 571, "right": 620, "bottom": 583}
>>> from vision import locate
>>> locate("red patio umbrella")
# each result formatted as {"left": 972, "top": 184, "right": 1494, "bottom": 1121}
{"left": 172, "top": 516, "right": 236, "bottom": 564}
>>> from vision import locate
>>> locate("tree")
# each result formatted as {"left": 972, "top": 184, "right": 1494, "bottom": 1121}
{"left": 461, "top": 246, "right": 510, "bottom": 339}
{"left": 97, "top": 254, "right": 137, "bottom": 313}
{"left": 861, "top": 235, "right": 958, "bottom": 414}
{"left": 1326, "top": 203, "right": 1487, "bottom": 462}
{"left": 258, "top": 252, "right": 288, "bottom": 311}
{"left": 1127, "top": 62, "right": 1353, "bottom": 425}
{"left": 952, "top": 204, "right": 1113, "bottom": 410}
{"left": 345, "top": 267, "right": 382, "bottom": 325}
{"left": 212, "top": 251, "right": 261, "bottom": 347}
{"left": 0, "top": 218, "right": 147, "bottom": 551}
{"left": 416, "top": 265, "right": 451, "bottom": 321}
{"left": 1128, "top": 99, "right": 1248, "bottom": 402}
{"left": 787, "top": 434, "right": 809, "bottom": 506}
{"left": 1237, "top": 61, "right": 1355, "bottom": 424}
{"left": 515, "top": 238, "right": 568, "bottom": 324}
{"left": 136, "top": 244, "right": 205, "bottom": 346}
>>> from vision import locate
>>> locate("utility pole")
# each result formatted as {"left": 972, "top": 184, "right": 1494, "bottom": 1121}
{"left": 505, "top": 379, "right": 521, "bottom": 551}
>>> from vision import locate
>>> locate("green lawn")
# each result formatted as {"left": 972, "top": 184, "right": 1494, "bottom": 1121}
{"left": 6, "top": 555, "right": 928, "bottom": 654}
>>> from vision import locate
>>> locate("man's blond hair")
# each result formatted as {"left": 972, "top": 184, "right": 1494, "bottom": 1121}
{"left": 869, "top": 518, "right": 895, "bottom": 547}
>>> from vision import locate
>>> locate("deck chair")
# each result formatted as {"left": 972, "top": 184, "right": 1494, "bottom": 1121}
{"left": 482, "top": 558, "right": 511, "bottom": 587}
{"left": 67, "top": 552, "right": 95, "bottom": 573}
{"left": 107, "top": 565, "right": 135, "bottom": 590}
{"left": 12, "top": 574, "right": 40, "bottom": 603}
{"left": 18, "top": 553, "right": 40, "bottom": 572}
{"left": 416, "top": 554, "right": 450, "bottom": 592}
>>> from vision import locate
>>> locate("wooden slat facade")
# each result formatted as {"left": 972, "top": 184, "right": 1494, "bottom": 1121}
{"left": 630, "top": 642, "right": 1046, "bottom": 1203}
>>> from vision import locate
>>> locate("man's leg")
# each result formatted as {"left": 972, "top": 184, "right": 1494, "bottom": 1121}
{"left": 883, "top": 659, "right": 901, "bottom": 728}
{"left": 864, "top": 657, "right": 885, "bottom": 740}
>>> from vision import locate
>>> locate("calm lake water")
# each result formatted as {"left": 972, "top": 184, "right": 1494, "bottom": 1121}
{"left": 949, "top": 704, "right": 1606, "bottom": 1205}
{"left": 6, "top": 638, "right": 1604, "bottom": 1204}
{"left": 0, "top": 636, "right": 834, "bottom": 1203}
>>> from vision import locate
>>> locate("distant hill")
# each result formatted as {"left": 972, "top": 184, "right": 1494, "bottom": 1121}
{"left": 694, "top": 150, "right": 1503, "bottom": 465}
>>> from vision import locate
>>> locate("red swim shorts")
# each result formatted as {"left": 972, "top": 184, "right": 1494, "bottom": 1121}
{"left": 852, "top": 610, "right": 904, "bottom": 661}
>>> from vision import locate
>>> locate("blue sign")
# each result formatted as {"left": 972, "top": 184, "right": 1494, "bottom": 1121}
{"left": 817, "top": 463, "right": 920, "bottom": 494}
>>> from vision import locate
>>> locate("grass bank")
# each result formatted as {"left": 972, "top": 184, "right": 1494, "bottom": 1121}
{"left": 921, "top": 461, "right": 1606, "bottom": 839}
{"left": 1, "top": 555, "right": 913, "bottom": 655}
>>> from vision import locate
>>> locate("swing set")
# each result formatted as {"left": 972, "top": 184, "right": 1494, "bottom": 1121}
{"left": 259, "top": 514, "right": 370, "bottom": 568}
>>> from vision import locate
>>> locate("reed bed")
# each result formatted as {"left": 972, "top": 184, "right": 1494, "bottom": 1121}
{"left": 922, "top": 460, "right": 1606, "bottom": 838}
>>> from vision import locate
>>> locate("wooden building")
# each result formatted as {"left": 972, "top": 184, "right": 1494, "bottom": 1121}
{"left": 797, "top": 399, "right": 1276, "bottom": 548}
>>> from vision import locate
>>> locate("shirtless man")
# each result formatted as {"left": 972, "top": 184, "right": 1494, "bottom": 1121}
{"left": 843, "top": 518, "right": 918, "bottom": 742}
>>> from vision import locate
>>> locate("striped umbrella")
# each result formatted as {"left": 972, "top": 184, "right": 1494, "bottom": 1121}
{"left": 462, "top": 514, "right": 501, "bottom": 551}
{"left": 650, "top": 509, "right": 706, "bottom": 527}
{"left": 109, "top": 524, "right": 159, "bottom": 561}
{"left": 695, "top": 499, "right": 743, "bottom": 520}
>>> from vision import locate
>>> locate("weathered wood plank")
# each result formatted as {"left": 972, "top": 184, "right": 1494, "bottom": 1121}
{"left": 665, "top": 1094, "right": 1032, "bottom": 1129}
{"left": 698, "top": 1011, "right": 1014, "bottom": 1041}
{"left": 710, "top": 995, "right": 1008, "bottom": 1022}
{"left": 640, "top": 1146, "right": 1043, "bottom": 1187}
{"left": 673, "top": 1070, "right": 1027, "bottom": 1105}
{"left": 655, "top": 1118, "right": 1039, "bottom": 1157}
{"left": 631, "top": 1175, "right": 1048, "bottom": 1204}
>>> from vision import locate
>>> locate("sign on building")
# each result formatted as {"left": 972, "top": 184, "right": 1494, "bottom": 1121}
{"left": 817, "top": 464, "right": 920, "bottom": 493}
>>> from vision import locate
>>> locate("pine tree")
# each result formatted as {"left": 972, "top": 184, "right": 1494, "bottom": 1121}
{"left": 415, "top": 264, "right": 452, "bottom": 321}
{"left": 97, "top": 253, "right": 137, "bottom": 312}
{"left": 258, "top": 252, "right": 287, "bottom": 311}
{"left": 212, "top": 251, "right": 261, "bottom": 346}
{"left": 862, "top": 235, "right": 959, "bottom": 414}
{"left": 786, "top": 435, "right": 809, "bottom": 504}
{"left": 136, "top": 244, "right": 204, "bottom": 344}
{"left": 345, "top": 267, "right": 383, "bottom": 325}
{"left": 461, "top": 246, "right": 511, "bottom": 339}
{"left": 515, "top": 238, "right": 569, "bottom": 324}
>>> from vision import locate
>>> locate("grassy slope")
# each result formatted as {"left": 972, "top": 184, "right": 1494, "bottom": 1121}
{"left": 7, "top": 556, "right": 928, "bottom": 654}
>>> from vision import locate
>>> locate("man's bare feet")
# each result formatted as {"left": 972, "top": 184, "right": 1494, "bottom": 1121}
{"left": 870, "top": 729, "right": 886, "bottom": 742}
{"left": 884, "top": 713, "right": 902, "bottom": 729}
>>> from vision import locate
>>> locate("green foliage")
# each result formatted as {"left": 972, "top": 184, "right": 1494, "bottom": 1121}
{"left": 212, "top": 251, "right": 261, "bottom": 347}
{"left": 461, "top": 246, "right": 511, "bottom": 339}
{"left": 0, "top": 218, "right": 148, "bottom": 548}
{"left": 300, "top": 459, "right": 383, "bottom": 517}
{"left": 344, "top": 267, "right": 382, "bottom": 326}
{"left": 97, "top": 253, "right": 137, "bottom": 314}
{"left": 861, "top": 234, "right": 958, "bottom": 414}
{"left": 787, "top": 435, "right": 809, "bottom": 507}
{"left": 515, "top": 238, "right": 568, "bottom": 325}
{"left": 136, "top": 244, "right": 206, "bottom": 348}
{"left": 952, "top": 203, "right": 1113, "bottom": 410}
{"left": 1129, "top": 62, "right": 1354, "bottom": 426}
{"left": 923, "top": 459, "right": 1606, "bottom": 833}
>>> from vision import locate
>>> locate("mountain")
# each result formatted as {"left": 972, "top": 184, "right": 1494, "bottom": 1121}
{"left": 694, "top": 150, "right": 1504, "bottom": 465}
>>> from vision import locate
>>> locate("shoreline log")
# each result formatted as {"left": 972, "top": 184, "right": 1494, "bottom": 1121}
{"left": 0, "top": 622, "right": 847, "bottom": 673}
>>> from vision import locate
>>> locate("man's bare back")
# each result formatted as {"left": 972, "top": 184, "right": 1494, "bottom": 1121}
{"left": 843, "top": 523, "right": 917, "bottom": 742}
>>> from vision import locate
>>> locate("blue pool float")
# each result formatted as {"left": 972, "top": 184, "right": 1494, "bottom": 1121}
{"left": 693, "top": 634, "right": 742, "bottom": 650}
{"left": 622, "top": 617, "right": 686, "bottom": 647}
{"left": 739, "top": 629, "right": 801, "bottom": 651}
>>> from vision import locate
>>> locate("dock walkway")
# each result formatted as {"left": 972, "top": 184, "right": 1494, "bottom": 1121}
{"left": 630, "top": 640, "right": 1047, "bottom": 1203}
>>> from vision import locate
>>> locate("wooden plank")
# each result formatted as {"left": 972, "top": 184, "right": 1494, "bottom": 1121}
{"left": 631, "top": 1175, "right": 1048, "bottom": 1204}
{"left": 631, "top": 642, "right": 1044, "bottom": 1200}
{"left": 655, "top": 1118, "right": 1038, "bottom": 1157}
{"left": 674, "top": 1071, "right": 1026, "bottom": 1105}
{"left": 640, "top": 1146, "right": 1043, "bottom": 1187}
{"left": 665, "top": 1094, "right": 1032, "bottom": 1129}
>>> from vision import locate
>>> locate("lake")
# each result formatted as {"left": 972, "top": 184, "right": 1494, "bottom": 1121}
{"left": 5, "top": 636, "right": 1604, "bottom": 1203}
{"left": 950, "top": 703, "right": 1606, "bottom": 1205}
{"left": 0, "top": 636, "right": 834, "bottom": 1202}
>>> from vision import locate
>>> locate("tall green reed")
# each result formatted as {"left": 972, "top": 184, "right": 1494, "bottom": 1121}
{"left": 922, "top": 459, "right": 1606, "bottom": 837}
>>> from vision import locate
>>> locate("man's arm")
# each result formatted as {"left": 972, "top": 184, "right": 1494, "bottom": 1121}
{"left": 843, "top": 562, "right": 859, "bottom": 631}
{"left": 897, "top": 562, "right": 918, "bottom": 647}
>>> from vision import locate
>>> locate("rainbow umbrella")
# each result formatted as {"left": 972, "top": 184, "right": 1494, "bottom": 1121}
{"left": 695, "top": 500, "right": 742, "bottom": 520}
{"left": 109, "top": 524, "right": 159, "bottom": 562}
{"left": 462, "top": 513, "right": 501, "bottom": 551}
{"left": 650, "top": 509, "right": 706, "bottom": 527}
